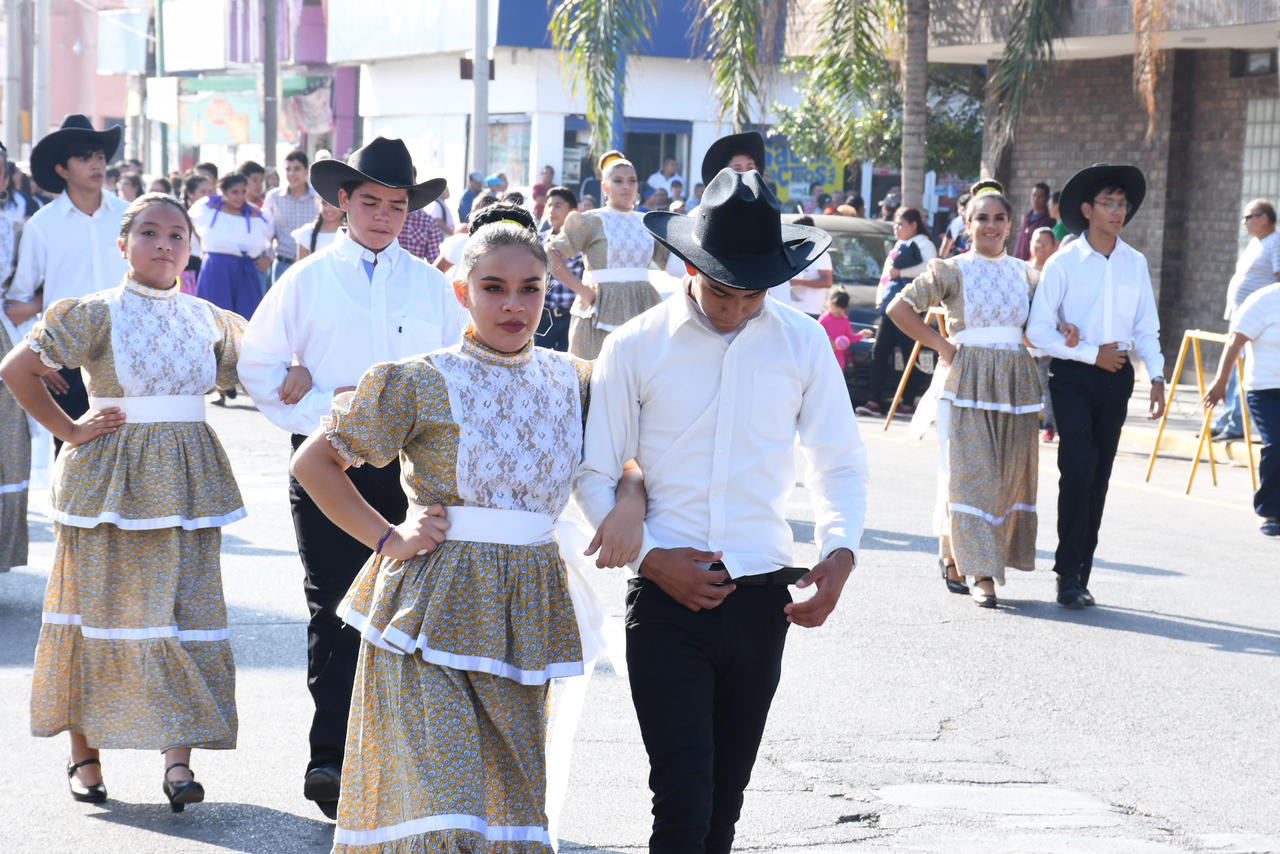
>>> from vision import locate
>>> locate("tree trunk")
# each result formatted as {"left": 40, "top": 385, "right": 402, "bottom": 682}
{"left": 900, "top": 0, "right": 929, "bottom": 210}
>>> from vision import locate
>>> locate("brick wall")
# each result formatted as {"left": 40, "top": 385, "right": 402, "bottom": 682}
{"left": 999, "top": 50, "right": 1279, "bottom": 371}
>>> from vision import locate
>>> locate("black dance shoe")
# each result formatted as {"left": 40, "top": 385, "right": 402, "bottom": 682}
{"left": 67, "top": 758, "right": 107, "bottom": 803}
{"left": 163, "top": 762, "right": 205, "bottom": 813}
{"left": 304, "top": 764, "right": 341, "bottom": 820}
{"left": 939, "top": 559, "right": 969, "bottom": 595}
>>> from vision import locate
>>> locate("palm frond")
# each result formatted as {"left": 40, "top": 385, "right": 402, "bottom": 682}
{"left": 1133, "top": 0, "right": 1169, "bottom": 141}
{"left": 989, "top": 0, "right": 1073, "bottom": 153}
{"left": 689, "top": 0, "right": 766, "bottom": 132}
{"left": 548, "top": 0, "right": 656, "bottom": 155}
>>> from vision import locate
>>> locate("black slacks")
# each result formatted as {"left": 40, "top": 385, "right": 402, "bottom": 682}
{"left": 868, "top": 314, "right": 924, "bottom": 407}
{"left": 50, "top": 367, "right": 89, "bottom": 455}
{"left": 287, "top": 434, "right": 408, "bottom": 772}
{"left": 1048, "top": 358, "right": 1134, "bottom": 590}
{"left": 625, "top": 577, "right": 791, "bottom": 854}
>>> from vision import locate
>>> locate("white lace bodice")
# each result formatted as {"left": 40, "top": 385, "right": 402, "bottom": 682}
{"left": 428, "top": 341, "right": 584, "bottom": 516}
{"left": 109, "top": 278, "right": 224, "bottom": 395}
{"left": 599, "top": 207, "right": 656, "bottom": 270}
{"left": 956, "top": 253, "right": 1035, "bottom": 349}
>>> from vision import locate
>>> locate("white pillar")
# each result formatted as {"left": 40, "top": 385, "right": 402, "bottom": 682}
{"left": 860, "top": 162, "right": 873, "bottom": 211}
{"left": 528, "top": 111, "right": 564, "bottom": 189}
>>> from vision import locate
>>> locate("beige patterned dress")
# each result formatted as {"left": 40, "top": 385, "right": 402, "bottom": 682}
{"left": 900, "top": 253, "right": 1041, "bottom": 583}
{"left": 325, "top": 329, "right": 589, "bottom": 854}
{"left": 0, "top": 215, "right": 28, "bottom": 572}
{"left": 548, "top": 207, "right": 670, "bottom": 359}
{"left": 26, "top": 277, "right": 245, "bottom": 749}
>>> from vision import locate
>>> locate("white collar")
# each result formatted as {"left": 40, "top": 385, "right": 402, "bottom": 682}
{"left": 330, "top": 228, "right": 403, "bottom": 273}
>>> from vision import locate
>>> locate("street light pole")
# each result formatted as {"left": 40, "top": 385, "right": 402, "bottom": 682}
{"left": 263, "top": 0, "right": 278, "bottom": 169}
{"left": 471, "top": 0, "right": 488, "bottom": 179}
{"left": 156, "top": 0, "right": 169, "bottom": 173}
{"left": 32, "top": 0, "right": 49, "bottom": 143}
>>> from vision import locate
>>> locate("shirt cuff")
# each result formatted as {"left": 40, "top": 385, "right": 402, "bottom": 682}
{"left": 1072, "top": 343, "right": 1099, "bottom": 365}
{"left": 632, "top": 524, "right": 661, "bottom": 576}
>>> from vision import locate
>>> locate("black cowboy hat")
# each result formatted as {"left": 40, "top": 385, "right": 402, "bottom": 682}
{"left": 644, "top": 168, "right": 830, "bottom": 291}
{"left": 30, "top": 114, "right": 122, "bottom": 193}
{"left": 1058, "top": 163, "right": 1146, "bottom": 236}
{"left": 310, "top": 137, "right": 445, "bottom": 212}
{"left": 700, "top": 131, "right": 767, "bottom": 185}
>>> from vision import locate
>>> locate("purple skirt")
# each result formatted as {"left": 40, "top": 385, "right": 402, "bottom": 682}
{"left": 196, "top": 252, "right": 262, "bottom": 318}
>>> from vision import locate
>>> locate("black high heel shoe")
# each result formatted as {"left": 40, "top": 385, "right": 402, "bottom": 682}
{"left": 67, "top": 758, "right": 107, "bottom": 803}
{"left": 939, "top": 558, "right": 969, "bottom": 595}
{"left": 163, "top": 762, "right": 205, "bottom": 813}
{"left": 971, "top": 577, "right": 997, "bottom": 608}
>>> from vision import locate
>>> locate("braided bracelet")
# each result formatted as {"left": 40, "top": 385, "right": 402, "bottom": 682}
{"left": 375, "top": 526, "right": 394, "bottom": 556}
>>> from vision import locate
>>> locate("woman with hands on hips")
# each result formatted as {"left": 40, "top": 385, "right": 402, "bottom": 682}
{"left": 887, "top": 181, "right": 1078, "bottom": 607}
{"left": 289, "top": 203, "right": 645, "bottom": 853}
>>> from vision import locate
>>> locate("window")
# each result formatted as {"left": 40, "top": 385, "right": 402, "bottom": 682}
{"left": 1240, "top": 97, "right": 1280, "bottom": 252}
{"left": 1231, "top": 50, "right": 1277, "bottom": 78}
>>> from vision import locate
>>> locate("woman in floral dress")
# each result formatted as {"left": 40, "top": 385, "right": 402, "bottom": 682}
{"left": 0, "top": 193, "right": 304, "bottom": 809}
{"left": 548, "top": 157, "right": 672, "bottom": 359}
{"left": 0, "top": 212, "right": 29, "bottom": 573}
{"left": 291, "top": 204, "right": 642, "bottom": 853}
{"left": 887, "top": 184, "right": 1075, "bottom": 607}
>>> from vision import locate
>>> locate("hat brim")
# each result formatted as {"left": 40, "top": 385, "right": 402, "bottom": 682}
{"left": 1059, "top": 164, "right": 1145, "bottom": 236}
{"left": 644, "top": 210, "right": 831, "bottom": 291}
{"left": 700, "top": 132, "right": 767, "bottom": 185}
{"left": 310, "top": 159, "right": 445, "bottom": 212}
{"left": 30, "top": 126, "right": 123, "bottom": 193}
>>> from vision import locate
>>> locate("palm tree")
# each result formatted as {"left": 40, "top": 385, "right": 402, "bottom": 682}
{"left": 900, "top": 0, "right": 929, "bottom": 209}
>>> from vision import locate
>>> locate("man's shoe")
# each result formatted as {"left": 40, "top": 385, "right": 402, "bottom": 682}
{"left": 854, "top": 401, "right": 882, "bottom": 417}
{"left": 1041, "top": 427, "right": 1055, "bottom": 442}
{"left": 1212, "top": 429, "right": 1243, "bottom": 442}
{"left": 1080, "top": 589, "right": 1096, "bottom": 606}
{"left": 1057, "top": 589, "right": 1087, "bottom": 609}
{"left": 316, "top": 800, "right": 338, "bottom": 820}
{"left": 1261, "top": 518, "right": 1280, "bottom": 537}
{"left": 304, "top": 764, "right": 341, "bottom": 804}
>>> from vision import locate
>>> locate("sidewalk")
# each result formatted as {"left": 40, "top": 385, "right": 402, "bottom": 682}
{"left": 1118, "top": 381, "right": 1262, "bottom": 470}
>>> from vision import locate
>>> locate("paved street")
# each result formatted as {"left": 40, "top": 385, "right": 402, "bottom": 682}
{"left": 1, "top": 388, "right": 1278, "bottom": 853}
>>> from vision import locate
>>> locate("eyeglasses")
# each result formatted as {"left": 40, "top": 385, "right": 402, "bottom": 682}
{"left": 1090, "top": 200, "right": 1130, "bottom": 214}
{"left": 1243, "top": 212, "right": 1265, "bottom": 222}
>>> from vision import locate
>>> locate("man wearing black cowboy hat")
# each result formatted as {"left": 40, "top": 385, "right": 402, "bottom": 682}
{"left": 575, "top": 168, "right": 867, "bottom": 854}
{"left": 239, "top": 137, "right": 465, "bottom": 818}
{"left": 699, "top": 130, "right": 767, "bottom": 185}
{"left": 1027, "top": 163, "right": 1166, "bottom": 609}
{"left": 5, "top": 115, "right": 127, "bottom": 444}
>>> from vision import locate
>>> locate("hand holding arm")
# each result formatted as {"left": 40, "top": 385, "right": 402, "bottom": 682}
{"left": 547, "top": 249, "right": 594, "bottom": 306}
{"left": 278, "top": 365, "right": 313, "bottom": 404}
{"left": 585, "top": 459, "right": 646, "bottom": 568}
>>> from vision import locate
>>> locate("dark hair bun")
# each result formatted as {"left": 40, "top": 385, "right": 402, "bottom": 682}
{"left": 969, "top": 179, "right": 1005, "bottom": 197}
{"left": 469, "top": 202, "right": 536, "bottom": 235}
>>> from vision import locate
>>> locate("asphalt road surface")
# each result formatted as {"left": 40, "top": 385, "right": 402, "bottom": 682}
{"left": 1, "top": 392, "right": 1277, "bottom": 853}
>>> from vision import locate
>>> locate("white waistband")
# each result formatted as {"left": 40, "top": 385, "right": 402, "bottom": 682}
{"left": 952, "top": 327, "right": 1024, "bottom": 346}
{"left": 585, "top": 267, "right": 651, "bottom": 284}
{"left": 410, "top": 504, "right": 556, "bottom": 546}
{"left": 89, "top": 395, "right": 206, "bottom": 423}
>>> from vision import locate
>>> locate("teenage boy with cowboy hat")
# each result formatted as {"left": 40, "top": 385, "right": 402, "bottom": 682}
{"left": 4, "top": 115, "right": 127, "bottom": 447}
{"left": 575, "top": 168, "right": 868, "bottom": 854}
{"left": 1026, "top": 163, "right": 1166, "bottom": 609}
{"left": 700, "top": 130, "right": 767, "bottom": 185}
{"left": 238, "top": 137, "right": 465, "bottom": 818}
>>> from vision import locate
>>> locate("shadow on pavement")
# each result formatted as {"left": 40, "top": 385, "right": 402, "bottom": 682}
{"left": 221, "top": 532, "right": 300, "bottom": 558}
{"left": 849, "top": 527, "right": 937, "bottom": 555}
{"left": 997, "top": 599, "right": 1280, "bottom": 655}
{"left": 1032, "top": 550, "right": 1181, "bottom": 577}
{"left": 87, "top": 800, "right": 333, "bottom": 852}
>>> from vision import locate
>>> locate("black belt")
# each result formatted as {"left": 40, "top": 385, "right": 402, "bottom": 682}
{"left": 711, "top": 562, "right": 807, "bottom": 586}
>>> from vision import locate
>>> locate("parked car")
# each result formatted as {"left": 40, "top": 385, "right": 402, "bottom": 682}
{"left": 781, "top": 213, "right": 938, "bottom": 407}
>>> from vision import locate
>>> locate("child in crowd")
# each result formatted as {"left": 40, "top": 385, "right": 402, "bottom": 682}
{"left": 819, "top": 288, "right": 863, "bottom": 371}
{"left": 290, "top": 203, "right": 643, "bottom": 852}
{"left": 0, "top": 193, "right": 308, "bottom": 812}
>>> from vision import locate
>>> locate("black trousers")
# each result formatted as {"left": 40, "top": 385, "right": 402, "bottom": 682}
{"left": 868, "top": 313, "right": 924, "bottom": 406}
{"left": 1048, "top": 358, "right": 1134, "bottom": 590}
{"left": 1247, "top": 388, "right": 1280, "bottom": 520}
{"left": 287, "top": 434, "right": 408, "bottom": 772}
{"left": 625, "top": 577, "right": 791, "bottom": 854}
{"left": 50, "top": 367, "right": 89, "bottom": 455}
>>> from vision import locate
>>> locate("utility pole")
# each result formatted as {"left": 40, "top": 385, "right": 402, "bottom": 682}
{"left": 263, "top": 0, "right": 278, "bottom": 169}
{"left": 156, "top": 0, "right": 168, "bottom": 173}
{"left": 4, "top": 0, "right": 21, "bottom": 154}
{"left": 471, "top": 0, "right": 488, "bottom": 179}
{"left": 33, "top": 0, "right": 49, "bottom": 143}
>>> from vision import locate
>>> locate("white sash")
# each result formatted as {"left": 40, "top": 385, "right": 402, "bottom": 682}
{"left": 584, "top": 267, "right": 651, "bottom": 284}
{"left": 88, "top": 395, "right": 206, "bottom": 423}
{"left": 952, "top": 326, "right": 1024, "bottom": 346}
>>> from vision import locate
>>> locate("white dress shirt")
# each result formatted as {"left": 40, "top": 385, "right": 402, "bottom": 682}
{"left": 1026, "top": 233, "right": 1165, "bottom": 379}
{"left": 239, "top": 228, "right": 468, "bottom": 435}
{"left": 574, "top": 286, "right": 868, "bottom": 578}
{"left": 8, "top": 191, "right": 129, "bottom": 305}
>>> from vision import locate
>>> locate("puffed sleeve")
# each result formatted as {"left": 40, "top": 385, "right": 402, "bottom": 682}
{"left": 547, "top": 211, "right": 603, "bottom": 259}
{"left": 211, "top": 307, "right": 248, "bottom": 392}
{"left": 188, "top": 196, "right": 214, "bottom": 238}
{"left": 26, "top": 297, "right": 111, "bottom": 371}
{"left": 322, "top": 360, "right": 423, "bottom": 469}
{"left": 568, "top": 354, "right": 592, "bottom": 425}
{"left": 898, "top": 258, "right": 957, "bottom": 314}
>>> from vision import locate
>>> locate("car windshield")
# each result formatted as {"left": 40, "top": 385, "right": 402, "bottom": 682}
{"left": 830, "top": 233, "right": 890, "bottom": 285}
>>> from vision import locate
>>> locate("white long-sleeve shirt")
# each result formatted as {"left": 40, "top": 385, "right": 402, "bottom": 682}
{"left": 239, "top": 229, "right": 467, "bottom": 436}
{"left": 7, "top": 191, "right": 129, "bottom": 304}
{"left": 1026, "top": 232, "right": 1165, "bottom": 379}
{"left": 574, "top": 286, "right": 868, "bottom": 578}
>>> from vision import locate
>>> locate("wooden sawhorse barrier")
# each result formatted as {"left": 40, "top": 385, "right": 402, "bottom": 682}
{"left": 883, "top": 307, "right": 948, "bottom": 431}
{"left": 1145, "top": 329, "right": 1257, "bottom": 494}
